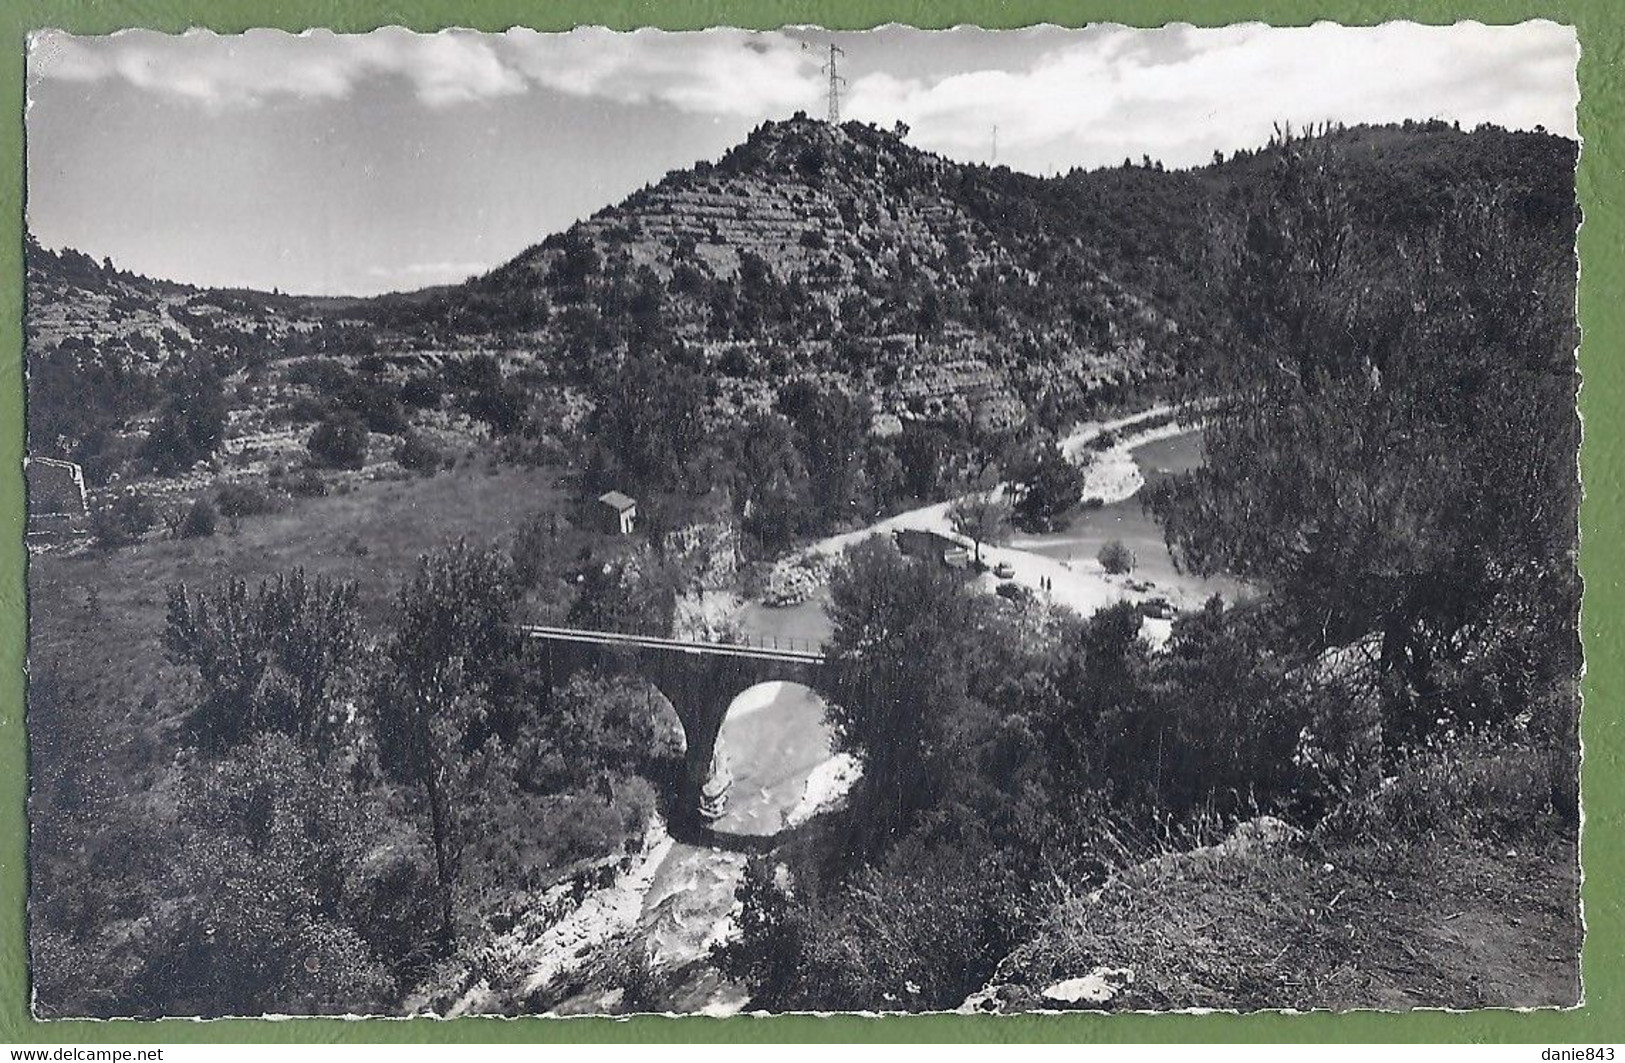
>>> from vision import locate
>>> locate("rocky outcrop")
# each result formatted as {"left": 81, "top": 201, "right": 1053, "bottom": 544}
{"left": 660, "top": 520, "right": 741, "bottom": 592}
{"left": 762, "top": 554, "right": 835, "bottom": 607}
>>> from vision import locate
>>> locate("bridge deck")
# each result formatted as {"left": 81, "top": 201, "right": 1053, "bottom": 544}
{"left": 522, "top": 624, "right": 827, "bottom": 665}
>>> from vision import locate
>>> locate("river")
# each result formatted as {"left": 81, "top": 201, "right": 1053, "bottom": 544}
{"left": 517, "top": 424, "right": 1234, "bottom": 1014}
{"left": 733, "top": 424, "right": 1242, "bottom": 649}
{"left": 535, "top": 680, "right": 845, "bottom": 1017}
{"left": 1008, "top": 428, "right": 1248, "bottom": 607}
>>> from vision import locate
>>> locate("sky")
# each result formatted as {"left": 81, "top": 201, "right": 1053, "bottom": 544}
{"left": 26, "top": 22, "right": 1579, "bottom": 297}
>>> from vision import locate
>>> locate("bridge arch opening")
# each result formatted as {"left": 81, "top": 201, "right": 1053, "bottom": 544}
{"left": 700, "top": 681, "right": 837, "bottom": 837}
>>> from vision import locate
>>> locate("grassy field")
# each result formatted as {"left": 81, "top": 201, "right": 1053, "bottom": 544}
{"left": 28, "top": 464, "right": 574, "bottom": 782}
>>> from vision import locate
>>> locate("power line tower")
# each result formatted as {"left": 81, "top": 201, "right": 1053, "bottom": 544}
{"left": 991, "top": 124, "right": 998, "bottom": 164}
{"left": 821, "top": 43, "right": 846, "bottom": 124}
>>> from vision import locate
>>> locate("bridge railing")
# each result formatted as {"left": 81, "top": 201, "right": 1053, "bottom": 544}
{"left": 521, "top": 624, "right": 828, "bottom": 663}
{"left": 724, "top": 632, "right": 826, "bottom": 656}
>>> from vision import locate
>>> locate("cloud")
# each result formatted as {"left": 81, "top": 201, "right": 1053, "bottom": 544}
{"left": 27, "top": 22, "right": 1575, "bottom": 170}
{"left": 28, "top": 27, "right": 525, "bottom": 109}
{"left": 27, "top": 26, "right": 820, "bottom": 115}
{"left": 844, "top": 21, "right": 1578, "bottom": 171}
{"left": 500, "top": 28, "right": 821, "bottom": 116}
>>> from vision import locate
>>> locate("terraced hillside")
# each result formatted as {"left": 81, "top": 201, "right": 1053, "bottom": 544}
{"left": 26, "top": 116, "right": 1576, "bottom": 513}
{"left": 464, "top": 116, "right": 1186, "bottom": 429}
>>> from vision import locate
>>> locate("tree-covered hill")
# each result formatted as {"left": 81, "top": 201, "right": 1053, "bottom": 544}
{"left": 26, "top": 116, "right": 1576, "bottom": 494}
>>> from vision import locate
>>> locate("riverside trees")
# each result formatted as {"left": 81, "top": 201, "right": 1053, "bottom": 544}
{"left": 821, "top": 537, "right": 986, "bottom": 853}
{"left": 1148, "top": 131, "right": 1580, "bottom": 754}
{"left": 36, "top": 536, "right": 681, "bottom": 1017}
{"left": 1006, "top": 435, "right": 1089, "bottom": 532}
{"left": 722, "top": 130, "right": 1581, "bottom": 1013}
{"left": 722, "top": 542, "right": 1319, "bottom": 1010}
{"left": 947, "top": 490, "right": 1012, "bottom": 566}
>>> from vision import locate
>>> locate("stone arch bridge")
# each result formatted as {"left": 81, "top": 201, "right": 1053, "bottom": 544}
{"left": 524, "top": 625, "right": 833, "bottom": 823}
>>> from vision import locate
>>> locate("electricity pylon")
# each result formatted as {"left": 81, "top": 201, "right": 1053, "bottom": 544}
{"left": 822, "top": 43, "right": 846, "bottom": 124}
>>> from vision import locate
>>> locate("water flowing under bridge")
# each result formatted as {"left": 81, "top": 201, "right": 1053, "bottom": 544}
{"left": 522, "top": 625, "right": 832, "bottom": 823}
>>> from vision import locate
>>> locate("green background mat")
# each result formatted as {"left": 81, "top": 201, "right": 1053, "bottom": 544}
{"left": 0, "top": 0, "right": 1618, "bottom": 1044}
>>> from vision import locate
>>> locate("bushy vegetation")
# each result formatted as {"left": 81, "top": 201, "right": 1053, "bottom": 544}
{"left": 91, "top": 490, "right": 159, "bottom": 548}
{"left": 179, "top": 496, "right": 218, "bottom": 538}
{"left": 1147, "top": 130, "right": 1579, "bottom": 752}
{"left": 31, "top": 529, "right": 685, "bottom": 1017}
{"left": 1098, "top": 539, "right": 1135, "bottom": 574}
{"left": 308, "top": 412, "right": 370, "bottom": 469}
{"left": 717, "top": 128, "right": 1580, "bottom": 1012}
{"left": 138, "top": 356, "right": 227, "bottom": 475}
{"left": 215, "top": 482, "right": 276, "bottom": 519}
{"left": 393, "top": 430, "right": 443, "bottom": 475}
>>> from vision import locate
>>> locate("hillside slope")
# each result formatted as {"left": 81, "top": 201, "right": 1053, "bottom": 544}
{"left": 26, "top": 117, "right": 1577, "bottom": 495}
{"left": 385, "top": 116, "right": 1192, "bottom": 433}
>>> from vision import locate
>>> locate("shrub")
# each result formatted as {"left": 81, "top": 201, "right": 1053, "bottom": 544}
{"left": 401, "top": 375, "right": 443, "bottom": 409}
{"left": 285, "top": 357, "right": 351, "bottom": 391}
{"left": 341, "top": 386, "right": 409, "bottom": 435}
{"left": 163, "top": 571, "right": 361, "bottom": 752}
{"left": 1322, "top": 734, "right": 1559, "bottom": 844}
{"left": 290, "top": 468, "right": 329, "bottom": 498}
{"left": 443, "top": 354, "right": 501, "bottom": 392}
{"left": 308, "top": 413, "right": 369, "bottom": 470}
{"left": 393, "top": 431, "right": 442, "bottom": 475}
{"left": 92, "top": 491, "right": 158, "bottom": 548}
{"left": 180, "top": 497, "right": 218, "bottom": 538}
{"left": 718, "top": 347, "right": 755, "bottom": 378}
{"left": 1098, "top": 539, "right": 1136, "bottom": 574}
{"left": 288, "top": 395, "right": 330, "bottom": 423}
{"left": 460, "top": 383, "right": 527, "bottom": 434}
{"left": 995, "top": 581, "right": 1035, "bottom": 606}
{"left": 215, "top": 482, "right": 275, "bottom": 519}
{"left": 139, "top": 361, "right": 227, "bottom": 474}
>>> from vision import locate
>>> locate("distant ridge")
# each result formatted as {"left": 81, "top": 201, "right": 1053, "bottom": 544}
{"left": 26, "top": 116, "right": 1577, "bottom": 461}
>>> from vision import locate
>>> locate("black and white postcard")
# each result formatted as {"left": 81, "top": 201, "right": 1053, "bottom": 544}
{"left": 23, "top": 23, "right": 1582, "bottom": 1017}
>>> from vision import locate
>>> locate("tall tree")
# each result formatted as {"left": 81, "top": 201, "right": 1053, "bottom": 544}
{"left": 732, "top": 411, "right": 812, "bottom": 550}
{"left": 371, "top": 543, "right": 523, "bottom": 946}
{"left": 1149, "top": 135, "right": 1579, "bottom": 747}
{"left": 948, "top": 489, "right": 1013, "bottom": 565}
{"left": 779, "top": 382, "right": 872, "bottom": 527}
{"left": 590, "top": 354, "right": 707, "bottom": 490}
{"left": 820, "top": 538, "right": 982, "bottom": 852}
{"left": 141, "top": 354, "right": 227, "bottom": 474}
{"left": 1008, "top": 442, "right": 1088, "bottom": 532}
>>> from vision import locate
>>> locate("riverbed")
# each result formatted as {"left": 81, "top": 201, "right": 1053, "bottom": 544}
{"left": 733, "top": 424, "right": 1242, "bottom": 649}
{"left": 514, "top": 422, "right": 1233, "bottom": 1014}
{"left": 1009, "top": 428, "right": 1248, "bottom": 608}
